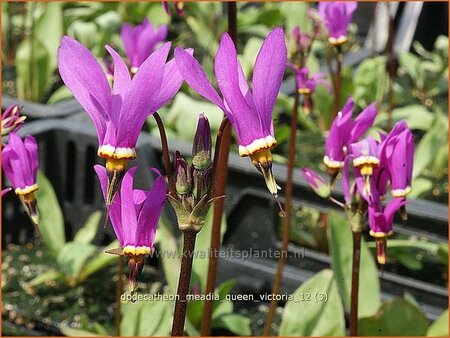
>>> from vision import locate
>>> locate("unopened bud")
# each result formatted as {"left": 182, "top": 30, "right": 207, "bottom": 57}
{"left": 2, "top": 104, "right": 26, "bottom": 136}
{"left": 175, "top": 151, "right": 192, "bottom": 195}
{"left": 192, "top": 113, "right": 212, "bottom": 171}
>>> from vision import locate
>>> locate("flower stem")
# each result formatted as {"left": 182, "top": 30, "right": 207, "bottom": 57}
{"left": 115, "top": 256, "right": 123, "bottom": 336}
{"left": 171, "top": 230, "right": 197, "bottom": 336}
{"left": 263, "top": 90, "right": 300, "bottom": 336}
{"left": 200, "top": 3, "right": 236, "bottom": 336}
{"left": 350, "top": 231, "right": 362, "bottom": 336}
{"left": 153, "top": 112, "right": 177, "bottom": 199}
{"left": 333, "top": 47, "right": 343, "bottom": 119}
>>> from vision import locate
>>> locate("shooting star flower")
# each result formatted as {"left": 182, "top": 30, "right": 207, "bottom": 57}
{"left": 2, "top": 133, "right": 39, "bottom": 225}
{"left": 318, "top": 1, "right": 357, "bottom": 46}
{"left": 95, "top": 165, "right": 166, "bottom": 292}
{"left": 58, "top": 36, "right": 188, "bottom": 205}
{"left": 174, "top": 27, "right": 287, "bottom": 196}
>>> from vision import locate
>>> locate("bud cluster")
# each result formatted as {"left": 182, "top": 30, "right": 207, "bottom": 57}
{"left": 169, "top": 113, "right": 214, "bottom": 233}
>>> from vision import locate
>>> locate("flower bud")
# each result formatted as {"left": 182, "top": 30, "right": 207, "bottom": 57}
{"left": 192, "top": 113, "right": 212, "bottom": 171}
{"left": 301, "top": 168, "right": 330, "bottom": 199}
{"left": 175, "top": 151, "right": 192, "bottom": 195}
{"left": 2, "top": 104, "right": 26, "bottom": 136}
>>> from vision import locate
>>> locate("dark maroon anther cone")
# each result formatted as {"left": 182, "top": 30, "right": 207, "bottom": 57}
{"left": 128, "top": 256, "right": 145, "bottom": 293}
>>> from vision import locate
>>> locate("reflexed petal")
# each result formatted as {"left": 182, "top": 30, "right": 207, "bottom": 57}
{"left": 350, "top": 102, "right": 377, "bottom": 142}
{"left": 120, "top": 167, "right": 140, "bottom": 246}
{"left": 174, "top": 47, "right": 228, "bottom": 112}
{"left": 252, "top": 27, "right": 287, "bottom": 133}
{"left": 153, "top": 48, "right": 194, "bottom": 108}
{"left": 135, "top": 170, "right": 166, "bottom": 248}
{"left": 2, "top": 146, "right": 15, "bottom": 187}
{"left": 116, "top": 42, "right": 171, "bottom": 147}
{"left": 384, "top": 197, "right": 406, "bottom": 226}
{"left": 106, "top": 45, "right": 131, "bottom": 126}
{"left": 215, "top": 33, "right": 264, "bottom": 146}
{"left": 58, "top": 36, "right": 110, "bottom": 142}
{"left": 94, "top": 165, "right": 124, "bottom": 244}
{"left": 23, "top": 135, "right": 39, "bottom": 183}
{"left": 121, "top": 23, "right": 138, "bottom": 67}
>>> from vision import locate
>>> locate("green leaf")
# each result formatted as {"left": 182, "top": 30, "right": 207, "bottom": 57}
{"left": 398, "top": 52, "right": 422, "bottom": 84}
{"left": 375, "top": 104, "right": 434, "bottom": 131}
{"left": 409, "top": 177, "right": 433, "bottom": 198}
{"left": 34, "top": 2, "right": 62, "bottom": 73}
{"left": 46, "top": 85, "right": 74, "bottom": 104}
{"left": 27, "top": 269, "right": 63, "bottom": 287}
{"left": 359, "top": 297, "right": 429, "bottom": 336}
{"left": 279, "top": 269, "right": 345, "bottom": 336}
{"left": 312, "top": 85, "right": 334, "bottom": 129}
{"left": 57, "top": 242, "right": 97, "bottom": 281}
{"left": 165, "top": 92, "right": 223, "bottom": 143}
{"left": 279, "top": 2, "right": 310, "bottom": 33}
{"left": 427, "top": 309, "right": 449, "bottom": 336}
{"left": 73, "top": 211, "right": 101, "bottom": 244}
{"left": 35, "top": 171, "right": 66, "bottom": 257}
{"left": 79, "top": 240, "right": 119, "bottom": 282}
{"left": 413, "top": 120, "right": 448, "bottom": 178}
{"left": 154, "top": 218, "right": 180, "bottom": 293}
{"left": 16, "top": 37, "right": 50, "bottom": 101}
{"left": 192, "top": 207, "right": 227, "bottom": 291}
{"left": 327, "top": 211, "right": 381, "bottom": 318}
{"left": 353, "top": 56, "right": 387, "bottom": 107}
{"left": 212, "top": 313, "right": 252, "bottom": 336}
{"left": 60, "top": 327, "right": 102, "bottom": 337}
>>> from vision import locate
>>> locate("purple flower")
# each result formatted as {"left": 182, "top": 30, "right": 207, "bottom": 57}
{"left": 318, "top": 2, "right": 357, "bottom": 46}
{"left": 293, "top": 67, "right": 331, "bottom": 95}
{"left": 324, "top": 97, "right": 377, "bottom": 173}
{"left": 368, "top": 197, "right": 406, "bottom": 265}
{"left": 2, "top": 104, "right": 26, "bottom": 136}
{"left": 301, "top": 168, "right": 330, "bottom": 198}
{"left": 95, "top": 165, "right": 166, "bottom": 291}
{"left": 121, "top": 18, "right": 168, "bottom": 72}
{"left": 2, "top": 188, "right": 12, "bottom": 196}
{"left": 162, "top": 1, "right": 184, "bottom": 16}
{"left": 290, "top": 26, "right": 312, "bottom": 55}
{"left": 58, "top": 36, "right": 188, "bottom": 204}
{"left": 349, "top": 136, "right": 380, "bottom": 195}
{"left": 380, "top": 121, "right": 414, "bottom": 197}
{"left": 2, "top": 133, "right": 39, "bottom": 225}
{"left": 174, "top": 27, "right": 287, "bottom": 195}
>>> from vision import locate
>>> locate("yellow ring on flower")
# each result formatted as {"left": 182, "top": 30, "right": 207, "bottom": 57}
{"left": 323, "top": 155, "right": 345, "bottom": 169}
{"left": 98, "top": 144, "right": 136, "bottom": 160}
{"left": 239, "top": 136, "right": 277, "bottom": 157}
{"left": 123, "top": 245, "right": 152, "bottom": 256}
{"left": 391, "top": 186, "right": 412, "bottom": 197}
{"left": 15, "top": 184, "right": 39, "bottom": 196}
{"left": 369, "top": 230, "right": 393, "bottom": 238}
{"left": 328, "top": 36, "right": 348, "bottom": 46}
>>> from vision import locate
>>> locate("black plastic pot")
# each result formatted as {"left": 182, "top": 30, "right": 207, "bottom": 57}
{"left": 2, "top": 114, "right": 447, "bottom": 323}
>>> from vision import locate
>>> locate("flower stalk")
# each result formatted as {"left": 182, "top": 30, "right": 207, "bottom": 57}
{"left": 200, "top": 3, "right": 236, "bottom": 335}
{"left": 171, "top": 230, "right": 197, "bottom": 336}
{"left": 350, "top": 230, "right": 362, "bottom": 336}
{"left": 263, "top": 90, "right": 300, "bottom": 336}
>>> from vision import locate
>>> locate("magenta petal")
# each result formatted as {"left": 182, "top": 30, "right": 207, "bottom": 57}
{"left": 2, "top": 188, "right": 12, "bottom": 197}
{"left": 153, "top": 48, "right": 194, "bottom": 108}
{"left": 252, "top": 27, "right": 287, "bottom": 133}
{"left": 384, "top": 197, "right": 406, "bottom": 226}
{"left": 121, "top": 23, "right": 138, "bottom": 67}
{"left": 350, "top": 102, "right": 377, "bottom": 142}
{"left": 215, "top": 33, "right": 265, "bottom": 146}
{"left": 301, "top": 167, "right": 330, "bottom": 198}
{"left": 120, "top": 167, "right": 140, "bottom": 246}
{"left": 58, "top": 36, "right": 110, "bottom": 143}
{"left": 94, "top": 165, "right": 124, "bottom": 244}
{"left": 5, "top": 133, "right": 34, "bottom": 188}
{"left": 116, "top": 42, "right": 171, "bottom": 148}
{"left": 135, "top": 171, "right": 166, "bottom": 248}
{"left": 23, "top": 135, "right": 39, "bottom": 183}
{"left": 174, "top": 47, "right": 227, "bottom": 112}
{"left": 105, "top": 45, "right": 131, "bottom": 128}
{"left": 2, "top": 146, "right": 15, "bottom": 187}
